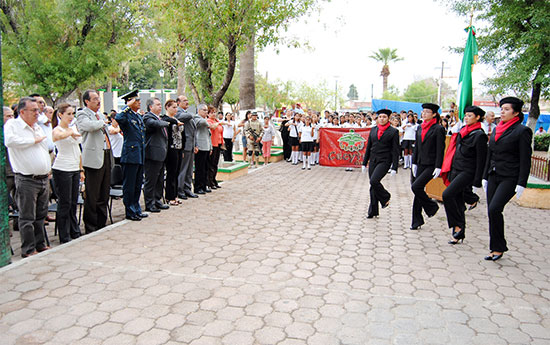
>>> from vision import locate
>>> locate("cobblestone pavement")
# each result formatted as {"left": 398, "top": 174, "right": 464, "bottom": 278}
{"left": 1, "top": 162, "right": 550, "bottom": 345}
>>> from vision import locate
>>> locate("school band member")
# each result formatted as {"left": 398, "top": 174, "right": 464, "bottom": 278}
{"left": 482, "top": 97, "right": 532, "bottom": 261}
{"left": 287, "top": 113, "right": 302, "bottom": 165}
{"left": 299, "top": 116, "right": 315, "bottom": 170}
{"left": 410, "top": 103, "right": 445, "bottom": 230}
{"left": 362, "top": 109, "right": 399, "bottom": 218}
{"left": 441, "top": 106, "right": 487, "bottom": 244}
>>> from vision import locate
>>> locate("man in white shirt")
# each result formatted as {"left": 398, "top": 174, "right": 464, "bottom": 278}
{"left": 5, "top": 97, "right": 52, "bottom": 258}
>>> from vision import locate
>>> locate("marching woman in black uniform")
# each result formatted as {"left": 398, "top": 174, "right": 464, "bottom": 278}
{"left": 482, "top": 97, "right": 532, "bottom": 261}
{"left": 441, "top": 106, "right": 487, "bottom": 244}
{"left": 410, "top": 103, "right": 446, "bottom": 230}
{"left": 362, "top": 109, "right": 399, "bottom": 218}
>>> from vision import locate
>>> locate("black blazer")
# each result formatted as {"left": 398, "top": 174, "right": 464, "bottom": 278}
{"left": 144, "top": 111, "right": 170, "bottom": 162}
{"left": 412, "top": 123, "right": 445, "bottom": 168}
{"left": 483, "top": 121, "right": 532, "bottom": 187}
{"left": 451, "top": 128, "right": 487, "bottom": 187}
{"left": 363, "top": 126, "right": 400, "bottom": 171}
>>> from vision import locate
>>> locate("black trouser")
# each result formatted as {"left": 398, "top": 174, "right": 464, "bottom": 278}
{"left": 194, "top": 150, "right": 209, "bottom": 192}
{"left": 463, "top": 186, "right": 479, "bottom": 205}
{"left": 223, "top": 138, "right": 233, "bottom": 161}
{"left": 442, "top": 170, "right": 472, "bottom": 232}
{"left": 15, "top": 174, "right": 49, "bottom": 255}
{"left": 144, "top": 159, "right": 165, "bottom": 209}
{"left": 165, "top": 148, "right": 182, "bottom": 200}
{"left": 52, "top": 169, "right": 81, "bottom": 243}
{"left": 178, "top": 150, "right": 194, "bottom": 194}
{"left": 282, "top": 134, "right": 291, "bottom": 159}
{"left": 411, "top": 164, "right": 439, "bottom": 228}
{"left": 207, "top": 146, "right": 221, "bottom": 187}
{"left": 486, "top": 174, "right": 516, "bottom": 252}
{"left": 121, "top": 163, "right": 143, "bottom": 218}
{"left": 368, "top": 162, "right": 391, "bottom": 217}
{"left": 83, "top": 150, "right": 111, "bottom": 233}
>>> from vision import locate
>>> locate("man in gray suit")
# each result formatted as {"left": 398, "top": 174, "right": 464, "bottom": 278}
{"left": 76, "top": 90, "right": 113, "bottom": 233}
{"left": 175, "top": 95, "right": 199, "bottom": 199}
{"left": 143, "top": 98, "right": 170, "bottom": 212}
{"left": 193, "top": 104, "right": 212, "bottom": 194}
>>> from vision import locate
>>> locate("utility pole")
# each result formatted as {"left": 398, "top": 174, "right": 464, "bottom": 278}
{"left": 0, "top": 30, "right": 11, "bottom": 267}
{"left": 438, "top": 61, "right": 444, "bottom": 105}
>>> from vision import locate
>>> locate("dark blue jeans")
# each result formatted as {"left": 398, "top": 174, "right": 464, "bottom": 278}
{"left": 52, "top": 169, "right": 81, "bottom": 243}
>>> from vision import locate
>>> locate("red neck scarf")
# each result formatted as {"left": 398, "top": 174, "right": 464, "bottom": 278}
{"left": 494, "top": 116, "right": 519, "bottom": 141}
{"left": 459, "top": 122, "right": 482, "bottom": 138}
{"left": 377, "top": 122, "right": 391, "bottom": 139}
{"left": 421, "top": 118, "right": 436, "bottom": 142}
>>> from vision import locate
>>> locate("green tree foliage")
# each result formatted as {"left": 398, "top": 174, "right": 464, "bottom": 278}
{"left": 403, "top": 78, "right": 439, "bottom": 104}
{"left": 381, "top": 85, "right": 402, "bottom": 101}
{"left": 0, "top": 0, "right": 144, "bottom": 105}
{"left": 443, "top": 0, "right": 550, "bottom": 129}
{"left": 347, "top": 84, "right": 359, "bottom": 100}
{"left": 153, "top": 0, "right": 321, "bottom": 108}
{"left": 369, "top": 48, "right": 403, "bottom": 93}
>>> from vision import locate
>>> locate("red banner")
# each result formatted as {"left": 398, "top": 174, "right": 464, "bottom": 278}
{"left": 319, "top": 128, "right": 371, "bottom": 167}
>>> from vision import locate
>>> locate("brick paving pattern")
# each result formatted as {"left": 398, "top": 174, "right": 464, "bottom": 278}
{"left": 1, "top": 162, "right": 550, "bottom": 344}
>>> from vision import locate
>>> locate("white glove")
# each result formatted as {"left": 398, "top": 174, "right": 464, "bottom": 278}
{"left": 412, "top": 164, "right": 417, "bottom": 177}
{"left": 515, "top": 185, "right": 525, "bottom": 199}
{"left": 432, "top": 168, "right": 441, "bottom": 179}
{"left": 482, "top": 179, "right": 488, "bottom": 193}
{"left": 361, "top": 165, "right": 366, "bottom": 173}
{"left": 390, "top": 170, "right": 397, "bottom": 177}
{"left": 473, "top": 186, "right": 481, "bottom": 194}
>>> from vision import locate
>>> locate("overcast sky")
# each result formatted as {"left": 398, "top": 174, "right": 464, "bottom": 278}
{"left": 257, "top": 0, "right": 494, "bottom": 102}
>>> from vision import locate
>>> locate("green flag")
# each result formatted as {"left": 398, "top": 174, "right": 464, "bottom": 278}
{"left": 457, "top": 26, "right": 478, "bottom": 121}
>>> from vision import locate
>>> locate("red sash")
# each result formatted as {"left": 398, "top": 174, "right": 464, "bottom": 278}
{"left": 377, "top": 122, "right": 391, "bottom": 140}
{"left": 494, "top": 116, "right": 519, "bottom": 141}
{"left": 440, "top": 122, "right": 482, "bottom": 186}
{"left": 421, "top": 118, "right": 436, "bottom": 142}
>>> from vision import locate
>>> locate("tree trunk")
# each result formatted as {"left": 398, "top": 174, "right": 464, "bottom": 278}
{"left": 526, "top": 81, "right": 541, "bottom": 132}
{"left": 212, "top": 35, "right": 238, "bottom": 108}
{"left": 239, "top": 34, "right": 255, "bottom": 111}
{"left": 176, "top": 50, "right": 186, "bottom": 96}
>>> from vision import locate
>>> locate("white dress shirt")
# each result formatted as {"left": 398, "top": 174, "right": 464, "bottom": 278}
{"left": 37, "top": 113, "right": 55, "bottom": 152}
{"left": 5, "top": 117, "right": 51, "bottom": 175}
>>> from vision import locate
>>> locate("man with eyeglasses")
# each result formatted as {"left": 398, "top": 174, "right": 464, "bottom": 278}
{"left": 5, "top": 97, "right": 52, "bottom": 257}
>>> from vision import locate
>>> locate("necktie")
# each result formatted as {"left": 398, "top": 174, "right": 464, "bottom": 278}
{"left": 95, "top": 113, "right": 112, "bottom": 149}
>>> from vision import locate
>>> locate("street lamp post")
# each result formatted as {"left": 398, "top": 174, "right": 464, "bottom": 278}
{"left": 159, "top": 69, "right": 165, "bottom": 115}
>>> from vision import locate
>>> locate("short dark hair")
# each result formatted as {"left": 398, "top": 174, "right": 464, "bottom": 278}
{"left": 29, "top": 93, "right": 41, "bottom": 98}
{"left": 146, "top": 97, "right": 160, "bottom": 111}
{"left": 82, "top": 89, "right": 97, "bottom": 106}
{"left": 18, "top": 97, "right": 36, "bottom": 112}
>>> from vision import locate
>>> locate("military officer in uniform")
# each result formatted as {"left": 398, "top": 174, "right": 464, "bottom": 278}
{"left": 244, "top": 112, "right": 264, "bottom": 168}
{"left": 115, "top": 90, "right": 147, "bottom": 221}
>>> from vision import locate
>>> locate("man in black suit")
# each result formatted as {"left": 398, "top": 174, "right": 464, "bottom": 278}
{"left": 143, "top": 98, "right": 170, "bottom": 213}
{"left": 176, "top": 95, "right": 199, "bottom": 199}
{"left": 362, "top": 109, "right": 399, "bottom": 219}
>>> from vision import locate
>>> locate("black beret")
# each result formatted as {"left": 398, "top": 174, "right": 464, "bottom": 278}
{"left": 464, "top": 105, "right": 486, "bottom": 117}
{"left": 376, "top": 109, "right": 392, "bottom": 116}
{"left": 421, "top": 103, "right": 440, "bottom": 113}
{"left": 499, "top": 96, "right": 524, "bottom": 108}
{"left": 121, "top": 90, "right": 139, "bottom": 103}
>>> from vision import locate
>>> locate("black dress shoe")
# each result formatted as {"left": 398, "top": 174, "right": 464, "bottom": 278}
{"left": 126, "top": 215, "right": 142, "bottom": 221}
{"left": 157, "top": 204, "right": 170, "bottom": 210}
{"left": 145, "top": 207, "right": 161, "bottom": 213}
{"left": 138, "top": 213, "right": 149, "bottom": 218}
{"left": 215, "top": 184, "right": 221, "bottom": 188}
{"left": 210, "top": 185, "right": 217, "bottom": 190}
{"left": 205, "top": 187, "right": 212, "bottom": 193}
{"left": 196, "top": 190, "right": 206, "bottom": 195}
{"left": 185, "top": 192, "right": 199, "bottom": 198}
{"left": 382, "top": 200, "right": 390, "bottom": 209}
{"left": 178, "top": 193, "right": 188, "bottom": 200}
{"left": 485, "top": 252, "right": 503, "bottom": 261}
{"left": 410, "top": 225, "right": 422, "bottom": 230}
{"left": 366, "top": 215, "right": 377, "bottom": 219}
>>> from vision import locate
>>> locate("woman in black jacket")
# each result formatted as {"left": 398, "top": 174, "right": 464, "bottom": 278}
{"left": 410, "top": 103, "right": 446, "bottom": 230}
{"left": 441, "top": 106, "right": 487, "bottom": 244}
{"left": 362, "top": 109, "right": 399, "bottom": 218}
{"left": 482, "top": 97, "right": 532, "bottom": 261}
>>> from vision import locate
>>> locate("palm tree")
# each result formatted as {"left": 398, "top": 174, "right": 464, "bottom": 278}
{"left": 369, "top": 48, "right": 403, "bottom": 93}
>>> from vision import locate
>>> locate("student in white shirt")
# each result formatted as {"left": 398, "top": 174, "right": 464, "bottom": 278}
{"left": 286, "top": 113, "right": 302, "bottom": 165}
{"left": 311, "top": 114, "right": 321, "bottom": 165}
{"left": 52, "top": 103, "right": 83, "bottom": 243}
{"left": 221, "top": 113, "right": 237, "bottom": 161}
{"left": 299, "top": 116, "right": 315, "bottom": 170}
{"left": 401, "top": 114, "right": 418, "bottom": 169}
{"left": 107, "top": 118, "right": 123, "bottom": 164}
{"left": 261, "top": 116, "right": 276, "bottom": 165}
